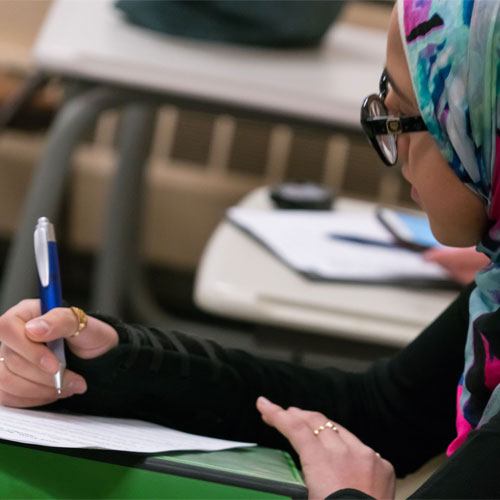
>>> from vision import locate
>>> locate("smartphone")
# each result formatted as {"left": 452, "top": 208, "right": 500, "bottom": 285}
{"left": 376, "top": 207, "right": 441, "bottom": 251}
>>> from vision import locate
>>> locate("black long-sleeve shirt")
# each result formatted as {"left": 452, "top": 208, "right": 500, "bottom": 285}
{"left": 58, "top": 283, "right": 500, "bottom": 498}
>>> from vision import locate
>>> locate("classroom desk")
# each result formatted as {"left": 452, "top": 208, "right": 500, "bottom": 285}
{"left": 194, "top": 188, "right": 459, "bottom": 350}
{"left": 0, "top": 0, "right": 386, "bottom": 319}
{"left": 0, "top": 441, "right": 306, "bottom": 499}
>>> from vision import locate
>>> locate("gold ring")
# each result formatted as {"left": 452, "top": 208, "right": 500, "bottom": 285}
{"left": 324, "top": 421, "right": 339, "bottom": 433}
{"left": 314, "top": 421, "right": 339, "bottom": 435}
{"left": 70, "top": 307, "right": 88, "bottom": 337}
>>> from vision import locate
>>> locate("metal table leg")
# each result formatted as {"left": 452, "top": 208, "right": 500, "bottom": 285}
{"left": 90, "top": 103, "right": 156, "bottom": 315}
{"left": 93, "top": 102, "right": 202, "bottom": 329}
{"left": 0, "top": 86, "right": 131, "bottom": 312}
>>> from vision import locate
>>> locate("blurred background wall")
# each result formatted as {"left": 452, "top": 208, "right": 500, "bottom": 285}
{"left": 0, "top": 1, "right": 409, "bottom": 319}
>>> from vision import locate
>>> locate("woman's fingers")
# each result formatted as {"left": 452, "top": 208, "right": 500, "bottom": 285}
{"left": 24, "top": 307, "right": 118, "bottom": 360}
{"left": 303, "top": 410, "right": 365, "bottom": 449}
{"left": 257, "top": 397, "right": 325, "bottom": 457}
{"left": 258, "top": 398, "right": 379, "bottom": 458}
{"left": 0, "top": 390, "right": 58, "bottom": 409}
{"left": 0, "top": 302, "right": 59, "bottom": 374}
{"left": 0, "top": 360, "right": 86, "bottom": 404}
{"left": 0, "top": 300, "right": 118, "bottom": 409}
{"left": 0, "top": 301, "right": 89, "bottom": 402}
{"left": 25, "top": 306, "right": 85, "bottom": 343}
{"left": 0, "top": 345, "right": 87, "bottom": 394}
{"left": 0, "top": 344, "right": 55, "bottom": 388}
{"left": 256, "top": 397, "right": 395, "bottom": 500}
{"left": 257, "top": 396, "right": 339, "bottom": 441}
{"left": 6, "top": 299, "right": 42, "bottom": 322}
{"left": 421, "top": 247, "right": 489, "bottom": 284}
{"left": 257, "top": 398, "right": 355, "bottom": 465}
{"left": 1, "top": 300, "right": 118, "bottom": 363}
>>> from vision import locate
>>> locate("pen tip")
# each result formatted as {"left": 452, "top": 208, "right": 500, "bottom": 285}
{"left": 57, "top": 389, "right": 62, "bottom": 395}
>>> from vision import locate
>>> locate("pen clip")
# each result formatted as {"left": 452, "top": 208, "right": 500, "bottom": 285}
{"left": 34, "top": 217, "right": 55, "bottom": 288}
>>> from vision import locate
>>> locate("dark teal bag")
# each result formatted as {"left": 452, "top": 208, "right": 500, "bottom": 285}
{"left": 115, "top": 1, "right": 345, "bottom": 48}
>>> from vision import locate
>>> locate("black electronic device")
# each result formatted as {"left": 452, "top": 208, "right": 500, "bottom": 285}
{"left": 270, "top": 182, "right": 334, "bottom": 210}
{"left": 376, "top": 207, "right": 441, "bottom": 251}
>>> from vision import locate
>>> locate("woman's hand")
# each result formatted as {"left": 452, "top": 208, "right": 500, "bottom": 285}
{"left": 0, "top": 299, "right": 118, "bottom": 408}
{"left": 256, "top": 397, "right": 395, "bottom": 500}
{"left": 422, "top": 246, "right": 489, "bottom": 284}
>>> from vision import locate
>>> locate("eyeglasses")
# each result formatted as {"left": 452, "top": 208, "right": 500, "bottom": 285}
{"left": 360, "top": 69, "right": 427, "bottom": 166}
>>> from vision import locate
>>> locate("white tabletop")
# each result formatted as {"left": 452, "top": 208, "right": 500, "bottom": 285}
{"left": 34, "top": 0, "right": 386, "bottom": 128}
{"left": 194, "top": 188, "right": 459, "bottom": 349}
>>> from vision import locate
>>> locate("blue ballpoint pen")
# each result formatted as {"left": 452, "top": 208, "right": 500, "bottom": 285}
{"left": 329, "top": 233, "right": 398, "bottom": 249}
{"left": 34, "top": 217, "right": 66, "bottom": 394}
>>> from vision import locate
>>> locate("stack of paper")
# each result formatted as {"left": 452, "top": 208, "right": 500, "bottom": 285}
{"left": 227, "top": 207, "right": 453, "bottom": 286}
{"left": 0, "top": 405, "right": 253, "bottom": 452}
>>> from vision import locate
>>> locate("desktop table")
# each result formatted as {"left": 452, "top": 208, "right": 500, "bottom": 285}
{"left": 195, "top": 187, "right": 459, "bottom": 350}
{"left": 0, "top": 0, "right": 387, "bottom": 321}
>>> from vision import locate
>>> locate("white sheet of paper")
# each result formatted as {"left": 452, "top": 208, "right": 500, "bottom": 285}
{"left": 0, "top": 406, "right": 254, "bottom": 453}
{"left": 227, "top": 208, "right": 448, "bottom": 282}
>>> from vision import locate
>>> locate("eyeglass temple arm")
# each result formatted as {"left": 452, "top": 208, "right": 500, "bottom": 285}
{"left": 361, "top": 116, "right": 427, "bottom": 136}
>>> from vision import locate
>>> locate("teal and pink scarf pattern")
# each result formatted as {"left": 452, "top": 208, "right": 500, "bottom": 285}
{"left": 399, "top": 0, "right": 500, "bottom": 455}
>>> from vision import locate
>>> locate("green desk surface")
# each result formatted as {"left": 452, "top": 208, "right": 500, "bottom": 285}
{"left": 0, "top": 441, "right": 307, "bottom": 499}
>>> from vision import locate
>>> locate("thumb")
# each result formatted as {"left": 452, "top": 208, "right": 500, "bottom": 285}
{"left": 25, "top": 307, "right": 84, "bottom": 343}
{"left": 25, "top": 307, "right": 118, "bottom": 360}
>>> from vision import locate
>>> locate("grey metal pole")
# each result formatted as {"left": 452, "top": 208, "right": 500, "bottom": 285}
{"left": 0, "top": 86, "right": 131, "bottom": 313}
{"left": 90, "top": 103, "right": 156, "bottom": 315}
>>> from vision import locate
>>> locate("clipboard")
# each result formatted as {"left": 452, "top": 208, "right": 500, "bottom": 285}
{"left": 226, "top": 207, "right": 458, "bottom": 288}
{"left": 0, "top": 440, "right": 307, "bottom": 499}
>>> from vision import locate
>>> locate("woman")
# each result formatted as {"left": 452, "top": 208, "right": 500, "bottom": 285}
{"left": 1, "top": 0, "right": 500, "bottom": 498}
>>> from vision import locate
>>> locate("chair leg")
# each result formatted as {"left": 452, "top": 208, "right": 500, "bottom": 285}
{"left": 90, "top": 103, "right": 156, "bottom": 316}
{"left": 96, "top": 104, "right": 224, "bottom": 332}
{"left": 91, "top": 103, "right": 198, "bottom": 328}
{"left": 0, "top": 86, "right": 131, "bottom": 313}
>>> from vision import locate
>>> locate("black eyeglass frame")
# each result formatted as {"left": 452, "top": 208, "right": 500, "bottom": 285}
{"left": 360, "top": 69, "right": 428, "bottom": 166}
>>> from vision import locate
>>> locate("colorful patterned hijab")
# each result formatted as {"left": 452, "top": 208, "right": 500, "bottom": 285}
{"left": 398, "top": 0, "right": 500, "bottom": 455}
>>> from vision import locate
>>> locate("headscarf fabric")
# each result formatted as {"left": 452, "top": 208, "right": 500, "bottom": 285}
{"left": 398, "top": 0, "right": 500, "bottom": 455}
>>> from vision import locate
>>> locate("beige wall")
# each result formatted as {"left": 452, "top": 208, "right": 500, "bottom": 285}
{"left": 340, "top": 1, "right": 392, "bottom": 31}
{"left": 0, "top": 1, "right": 397, "bottom": 272}
{"left": 0, "top": 0, "right": 51, "bottom": 69}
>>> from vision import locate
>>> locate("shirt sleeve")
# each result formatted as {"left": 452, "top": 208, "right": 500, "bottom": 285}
{"left": 57, "top": 284, "right": 473, "bottom": 483}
